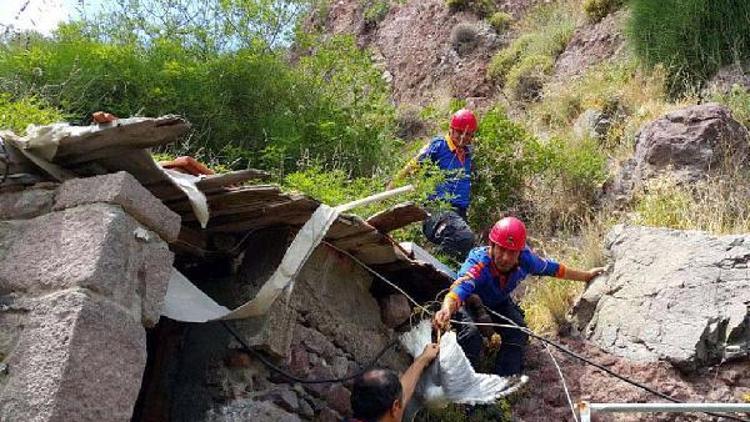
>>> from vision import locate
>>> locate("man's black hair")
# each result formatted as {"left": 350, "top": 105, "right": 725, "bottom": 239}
{"left": 350, "top": 368, "right": 403, "bottom": 421}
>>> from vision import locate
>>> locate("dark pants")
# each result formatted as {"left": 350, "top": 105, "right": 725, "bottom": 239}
{"left": 456, "top": 300, "right": 529, "bottom": 376}
{"left": 422, "top": 208, "right": 475, "bottom": 260}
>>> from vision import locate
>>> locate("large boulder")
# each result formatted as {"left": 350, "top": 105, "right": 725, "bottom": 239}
{"left": 572, "top": 224, "right": 750, "bottom": 372}
{"left": 605, "top": 103, "right": 750, "bottom": 201}
{"left": 633, "top": 103, "right": 749, "bottom": 183}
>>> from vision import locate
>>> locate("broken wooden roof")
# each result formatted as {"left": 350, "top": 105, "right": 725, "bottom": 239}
{"left": 0, "top": 115, "right": 452, "bottom": 300}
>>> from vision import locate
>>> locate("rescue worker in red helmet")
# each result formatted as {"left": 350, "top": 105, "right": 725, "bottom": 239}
{"left": 433, "top": 216, "right": 605, "bottom": 376}
{"left": 388, "top": 109, "right": 478, "bottom": 258}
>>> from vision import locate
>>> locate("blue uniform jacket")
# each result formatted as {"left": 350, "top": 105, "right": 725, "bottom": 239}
{"left": 418, "top": 135, "right": 472, "bottom": 210}
{"left": 447, "top": 246, "right": 566, "bottom": 308}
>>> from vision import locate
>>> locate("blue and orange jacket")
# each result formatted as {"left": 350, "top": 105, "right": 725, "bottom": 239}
{"left": 417, "top": 135, "right": 472, "bottom": 211}
{"left": 447, "top": 246, "right": 567, "bottom": 308}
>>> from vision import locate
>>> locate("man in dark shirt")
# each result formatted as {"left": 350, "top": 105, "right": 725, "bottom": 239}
{"left": 347, "top": 343, "right": 438, "bottom": 422}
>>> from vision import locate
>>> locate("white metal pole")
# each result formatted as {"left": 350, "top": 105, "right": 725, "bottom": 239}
{"left": 579, "top": 401, "right": 591, "bottom": 422}
{"left": 335, "top": 184, "right": 414, "bottom": 213}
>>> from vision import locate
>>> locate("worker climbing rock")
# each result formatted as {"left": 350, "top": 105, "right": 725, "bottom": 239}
{"left": 389, "top": 109, "right": 478, "bottom": 259}
{"left": 433, "top": 216, "right": 605, "bottom": 376}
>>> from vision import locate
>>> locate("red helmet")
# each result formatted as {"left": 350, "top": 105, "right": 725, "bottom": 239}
{"left": 489, "top": 217, "right": 526, "bottom": 251}
{"left": 450, "top": 109, "right": 478, "bottom": 133}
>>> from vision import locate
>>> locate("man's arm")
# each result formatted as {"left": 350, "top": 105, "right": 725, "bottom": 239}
{"left": 522, "top": 249, "right": 605, "bottom": 283}
{"left": 560, "top": 266, "right": 605, "bottom": 283}
{"left": 434, "top": 275, "right": 475, "bottom": 328}
{"left": 400, "top": 343, "right": 439, "bottom": 406}
{"left": 386, "top": 159, "right": 419, "bottom": 190}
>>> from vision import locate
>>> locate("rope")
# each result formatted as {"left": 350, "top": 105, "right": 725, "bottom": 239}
{"left": 321, "top": 241, "right": 750, "bottom": 422}
{"left": 220, "top": 320, "right": 398, "bottom": 384}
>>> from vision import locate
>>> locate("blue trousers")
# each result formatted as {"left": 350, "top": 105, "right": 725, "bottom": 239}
{"left": 456, "top": 300, "right": 529, "bottom": 376}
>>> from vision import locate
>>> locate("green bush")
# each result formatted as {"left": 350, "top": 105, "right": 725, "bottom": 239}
{"left": 363, "top": 0, "right": 390, "bottom": 27}
{"left": 712, "top": 85, "right": 750, "bottom": 130}
{"left": 505, "top": 54, "right": 554, "bottom": 101}
{"left": 583, "top": 0, "right": 623, "bottom": 23}
{"left": 488, "top": 11, "right": 512, "bottom": 33}
{"left": 0, "top": 24, "right": 397, "bottom": 177}
{"left": 469, "top": 108, "right": 537, "bottom": 230}
{"left": 0, "top": 94, "right": 64, "bottom": 134}
{"left": 486, "top": 2, "right": 576, "bottom": 97}
{"left": 450, "top": 22, "right": 479, "bottom": 53}
{"left": 445, "top": 0, "right": 493, "bottom": 17}
{"left": 628, "top": 0, "right": 750, "bottom": 94}
{"left": 487, "top": 35, "right": 532, "bottom": 82}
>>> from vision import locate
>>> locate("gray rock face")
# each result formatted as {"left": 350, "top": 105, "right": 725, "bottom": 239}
{"left": 206, "top": 399, "right": 302, "bottom": 422}
{"left": 0, "top": 186, "right": 56, "bottom": 220}
{"left": 573, "top": 109, "right": 611, "bottom": 141}
{"left": 703, "top": 63, "right": 750, "bottom": 97}
{"left": 380, "top": 294, "right": 412, "bottom": 328}
{"left": 605, "top": 103, "right": 750, "bottom": 203}
{"left": 572, "top": 225, "right": 750, "bottom": 372}
{"left": 54, "top": 171, "right": 181, "bottom": 242}
{"left": 0, "top": 289, "right": 146, "bottom": 422}
{"left": 632, "top": 103, "right": 749, "bottom": 184}
{"left": 0, "top": 203, "right": 173, "bottom": 327}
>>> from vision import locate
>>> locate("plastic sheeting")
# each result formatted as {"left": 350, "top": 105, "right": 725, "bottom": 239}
{"left": 161, "top": 203, "right": 340, "bottom": 322}
{"left": 160, "top": 185, "right": 415, "bottom": 323}
{"left": 400, "top": 320, "right": 528, "bottom": 419}
{"left": 162, "top": 168, "right": 210, "bottom": 228}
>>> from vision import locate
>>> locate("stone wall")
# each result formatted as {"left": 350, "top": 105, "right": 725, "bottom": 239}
{"left": 140, "top": 227, "right": 412, "bottom": 422}
{"left": 0, "top": 172, "right": 179, "bottom": 422}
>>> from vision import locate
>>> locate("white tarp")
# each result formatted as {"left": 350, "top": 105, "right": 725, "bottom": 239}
{"left": 400, "top": 319, "right": 528, "bottom": 418}
{"left": 161, "top": 204, "right": 340, "bottom": 322}
{"left": 161, "top": 186, "right": 414, "bottom": 323}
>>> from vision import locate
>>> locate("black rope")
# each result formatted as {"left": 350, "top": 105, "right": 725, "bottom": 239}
{"left": 220, "top": 320, "right": 399, "bottom": 384}
{"left": 323, "top": 239, "right": 749, "bottom": 420}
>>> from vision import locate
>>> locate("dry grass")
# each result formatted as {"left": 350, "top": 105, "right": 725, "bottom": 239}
{"left": 520, "top": 213, "right": 613, "bottom": 334}
{"left": 633, "top": 170, "right": 750, "bottom": 234}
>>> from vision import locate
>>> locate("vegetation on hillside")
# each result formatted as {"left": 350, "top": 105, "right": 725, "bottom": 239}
{"left": 1, "top": 0, "right": 750, "bottom": 406}
{"left": 628, "top": 0, "right": 750, "bottom": 94}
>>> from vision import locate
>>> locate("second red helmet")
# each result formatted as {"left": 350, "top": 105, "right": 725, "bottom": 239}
{"left": 489, "top": 217, "right": 527, "bottom": 251}
{"left": 450, "top": 109, "right": 478, "bottom": 133}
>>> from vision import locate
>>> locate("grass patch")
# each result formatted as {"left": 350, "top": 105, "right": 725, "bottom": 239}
{"left": 363, "top": 0, "right": 391, "bottom": 27}
{"left": 583, "top": 0, "right": 624, "bottom": 23}
{"left": 487, "top": 1, "right": 579, "bottom": 102}
{"left": 488, "top": 12, "right": 512, "bottom": 33}
{"left": 522, "top": 277, "right": 583, "bottom": 335}
{"left": 711, "top": 85, "right": 750, "bottom": 130}
{"left": 628, "top": 0, "right": 750, "bottom": 95}
{"left": 445, "top": 0, "right": 494, "bottom": 17}
{"left": 0, "top": 94, "right": 64, "bottom": 134}
{"left": 633, "top": 172, "right": 750, "bottom": 234}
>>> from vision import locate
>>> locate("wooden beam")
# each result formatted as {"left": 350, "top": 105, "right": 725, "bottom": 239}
{"left": 53, "top": 115, "right": 190, "bottom": 165}
{"left": 366, "top": 202, "right": 427, "bottom": 233}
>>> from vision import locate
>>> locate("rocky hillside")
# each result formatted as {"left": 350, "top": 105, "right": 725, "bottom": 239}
{"left": 309, "top": 0, "right": 750, "bottom": 420}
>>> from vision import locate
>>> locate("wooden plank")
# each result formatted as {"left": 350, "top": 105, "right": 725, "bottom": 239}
{"left": 94, "top": 149, "right": 176, "bottom": 186}
{"left": 205, "top": 198, "right": 319, "bottom": 232}
{"left": 196, "top": 169, "right": 270, "bottom": 191}
{"left": 53, "top": 115, "right": 190, "bottom": 165}
{"left": 327, "top": 218, "right": 374, "bottom": 240}
{"left": 366, "top": 202, "right": 427, "bottom": 233}
{"left": 171, "top": 188, "right": 290, "bottom": 219}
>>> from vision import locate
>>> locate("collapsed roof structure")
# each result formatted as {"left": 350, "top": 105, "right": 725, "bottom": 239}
{"left": 0, "top": 115, "right": 455, "bottom": 421}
